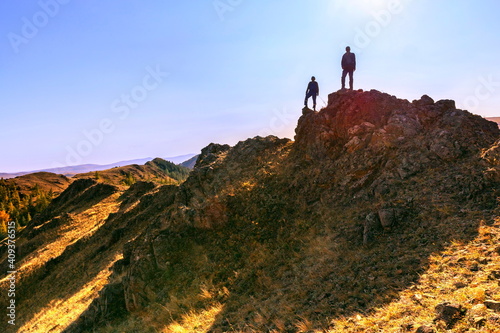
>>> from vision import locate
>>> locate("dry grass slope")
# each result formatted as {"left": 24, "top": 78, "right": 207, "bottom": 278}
{"left": 0, "top": 180, "right": 177, "bottom": 333}
{"left": 329, "top": 217, "right": 500, "bottom": 332}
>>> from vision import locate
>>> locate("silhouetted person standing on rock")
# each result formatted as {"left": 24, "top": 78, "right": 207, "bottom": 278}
{"left": 341, "top": 46, "right": 356, "bottom": 90}
{"left": 304, "top": 76, "right": 319, "bottom": 111}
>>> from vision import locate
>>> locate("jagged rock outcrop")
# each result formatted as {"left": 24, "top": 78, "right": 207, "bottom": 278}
{"left": 299, "top": 91, "right": 497, "bottom": 157}
{"left": 293, "top": 90, "right": 498, "bottom": 203}
{"left": 48, "top": 90, "right": 500, "bottom": 332}
{"left": 169, "top": 137, "right": 291, "bottom": 230}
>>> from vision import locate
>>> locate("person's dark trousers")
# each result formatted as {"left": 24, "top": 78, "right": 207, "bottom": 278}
{"left": 341, "top": 69, "right": 354, "bottom": 90}
{"left": 304, "top": 92, "right": 317, "bottom": 109}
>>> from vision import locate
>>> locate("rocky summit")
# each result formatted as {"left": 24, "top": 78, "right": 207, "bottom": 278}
{"left": 2, "top": 89, "right": 500, "bottom": 333}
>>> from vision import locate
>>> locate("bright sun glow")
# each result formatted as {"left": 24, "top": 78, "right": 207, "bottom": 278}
{"left": 356, "top": 0, "right": 391, "bottom": 12}
{"left": 328, "top": 0, "right": 393, "bottom": 17}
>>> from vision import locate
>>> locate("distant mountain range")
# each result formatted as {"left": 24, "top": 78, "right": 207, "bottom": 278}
{"left": 0, "top": 154, "right": 197, "bottom": 179}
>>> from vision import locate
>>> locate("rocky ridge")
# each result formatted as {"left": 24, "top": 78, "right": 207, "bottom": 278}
{"left": 67, "top": 90, "right": 500, "bottom": 332}
{"left": 3, "top": 89, "right": 500, "bottom": 333}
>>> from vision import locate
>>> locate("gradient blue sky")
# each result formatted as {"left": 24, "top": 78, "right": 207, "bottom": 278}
{"left": 1, "top": 0, "right": 499, "bottom": 173}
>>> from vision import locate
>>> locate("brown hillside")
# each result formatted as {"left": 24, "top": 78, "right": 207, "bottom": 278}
{"left": 2, "top": 90, "right": 500, "bottom": 333}
{"left": 8, "top": 172, "right": 70, "bottom": 196}
{"left": 3, "top": 158, "right": 188, "bottom": 198}
{"left": 72, "top": 158, "right": 190, "bottom": 187}
{"left": 0, "top": 179, "right": 171, "bottom": 332}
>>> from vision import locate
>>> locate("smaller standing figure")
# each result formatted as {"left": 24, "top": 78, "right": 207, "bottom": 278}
{"left": 304, "top": 76, "right": 319, "bottom": 111}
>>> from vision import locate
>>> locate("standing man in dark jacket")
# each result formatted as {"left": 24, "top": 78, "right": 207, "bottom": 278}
{"left": 341, "top": 46, "right": 356, "bottom": 90}
{"left": 304, "top": 76, "right": 319, "bottom": 110}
